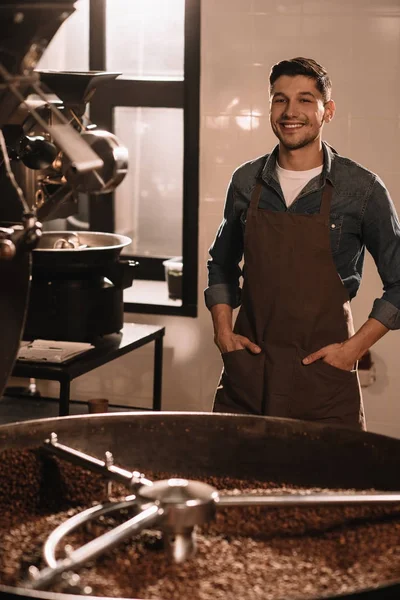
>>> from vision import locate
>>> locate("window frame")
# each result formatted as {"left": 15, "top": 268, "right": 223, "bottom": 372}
{"left": 88, "top": 0, "right": 200, "bottom": 317}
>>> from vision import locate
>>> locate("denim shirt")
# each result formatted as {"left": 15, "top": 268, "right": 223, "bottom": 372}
{"left": 205, "top": 142, "right": 400, "bottom": 330}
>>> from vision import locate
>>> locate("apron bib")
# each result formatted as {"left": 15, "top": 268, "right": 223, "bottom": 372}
{"left": 213, "top": 180, "right": 365, "bottom": 430}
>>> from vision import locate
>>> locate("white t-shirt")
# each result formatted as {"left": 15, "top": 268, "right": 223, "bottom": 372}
{"left": 276, "top": 162, "right": 323, "bottom": 207}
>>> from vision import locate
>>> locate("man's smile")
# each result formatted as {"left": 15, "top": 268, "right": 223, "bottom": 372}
{"left": 279, "top": 122, "right": 305, "bottom": 130}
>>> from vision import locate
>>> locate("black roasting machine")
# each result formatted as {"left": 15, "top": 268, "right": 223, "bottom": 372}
{"left": 0, "top": 0, "right": 133, "bottom": 365}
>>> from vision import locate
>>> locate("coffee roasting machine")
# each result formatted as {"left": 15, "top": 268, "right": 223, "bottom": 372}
{"left": 0, "top": 0, "right": 133, "bottom": 400}
{"left": 1, "top": 3, "right": 400, "bottom": 600}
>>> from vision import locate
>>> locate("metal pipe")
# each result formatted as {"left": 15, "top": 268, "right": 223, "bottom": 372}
{"left": 217, "top": 492, "right": 400, "bottom": 508}
{"left": 42, "top": 434, "right": 153, "bottom": 490}
{"left": 44, "top": 495, "right": 139, "bottom": 569}
{"left": 29, "top": 503, "right": 163, "bottom": 591}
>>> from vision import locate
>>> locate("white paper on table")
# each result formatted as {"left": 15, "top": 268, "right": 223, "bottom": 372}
{"left": 17, "top": 339, "right": 95, "bottom": 363}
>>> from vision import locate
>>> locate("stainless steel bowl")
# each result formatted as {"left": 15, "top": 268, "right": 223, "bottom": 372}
{"left": 32, "top": 231, "right": 132, "bottom": 268}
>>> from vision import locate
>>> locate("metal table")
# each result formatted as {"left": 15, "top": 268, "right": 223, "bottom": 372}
{"left": 11, "top": 323, "right": 165, "bottom": 416}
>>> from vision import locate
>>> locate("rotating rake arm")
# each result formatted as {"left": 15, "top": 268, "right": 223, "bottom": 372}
{"left": 42, "top": 434, "right": 400, "bottom": 512}
{"left": 28, "top": 502, "right": 163, "bottom": 591}
{"left": 216, "top": 491, "right": 400, "bottom": 507}
{"left": 42, "top": 433, "right": 153, "bottom": 491}
{"left": 43, "top": 496, "right": 139, "bottom": 569}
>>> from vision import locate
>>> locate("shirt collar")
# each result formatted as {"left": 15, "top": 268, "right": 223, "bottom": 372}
{"left": 261, "top": 141, "right": 336, "bottom": 188}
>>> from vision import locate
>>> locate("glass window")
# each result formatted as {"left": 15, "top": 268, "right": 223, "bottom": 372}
{"left": 114, "top": 107, "right": 183, "bottom": 258}
{"left": 105, "top": 0, "right": 185, "bottom": 79}
{"left": 32, "top": 0, "right": 199, "bottom": 316}
{"left": 36, "top": 0, "right": 89, "bottom": 72}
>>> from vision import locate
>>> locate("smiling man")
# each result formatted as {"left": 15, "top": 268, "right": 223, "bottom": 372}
{"left": 205, "top": 57, "right": 400, "bottom": 429}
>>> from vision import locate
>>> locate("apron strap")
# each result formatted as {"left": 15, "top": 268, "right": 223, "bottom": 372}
{"left": 249, "top": 181, "right": 263, "bottom": 211}
{"left": 320, "top": 180, "right": 333, "bottom": 219}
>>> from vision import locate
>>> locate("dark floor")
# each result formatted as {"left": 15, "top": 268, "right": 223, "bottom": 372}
{"left": 0, "top": 389, "right": 129, "bottom": 426}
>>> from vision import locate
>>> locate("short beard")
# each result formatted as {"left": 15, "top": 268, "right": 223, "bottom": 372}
{"left": 278, "top": 135, "right": 318, "bottom": 150}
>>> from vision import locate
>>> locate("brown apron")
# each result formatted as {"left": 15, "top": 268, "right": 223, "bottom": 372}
{"left": 213, "top": 180, "right": 365, "bottom": 430}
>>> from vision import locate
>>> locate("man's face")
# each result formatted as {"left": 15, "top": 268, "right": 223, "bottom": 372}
{"left": 269, "top": 75, "right": 334, "bottom": 151}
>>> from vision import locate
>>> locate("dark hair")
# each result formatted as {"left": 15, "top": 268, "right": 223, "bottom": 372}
{"left": 269, "top": 57, "right": 332, "bottom": 103}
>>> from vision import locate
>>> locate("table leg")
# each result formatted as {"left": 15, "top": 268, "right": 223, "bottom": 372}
{"left": 152, "top": 335, "right": 163, "bottom": 411}
{"left": 59, "top": 379, "right": 71, "bottom": 416}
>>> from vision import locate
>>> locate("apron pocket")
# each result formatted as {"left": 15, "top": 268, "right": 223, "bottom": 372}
{"left": 292, "top": 348, "right": 361, "bottom": 424}
{"left": 311, "top": 357, "right": 356, "bottom": 379}
{"left": 220, "top": 349, "right": 264, "bottom": 414}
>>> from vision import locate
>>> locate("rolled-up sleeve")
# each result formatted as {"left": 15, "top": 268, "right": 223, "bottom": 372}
{"left": 363, "top": 176, "right": 400, "bottom": 329}
{"left": 204, "top": 181, "right": 244, "bottom": 310}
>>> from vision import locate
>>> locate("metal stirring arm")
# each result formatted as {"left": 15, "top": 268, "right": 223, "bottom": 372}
{"left": 42, "top": 435, "right": 400, "bottom": 513}
{"left": 43, "top": 496, "right": 140, "bottom": 569}
{"left": 42, "top": 488, "right": 400, "bottom": 573}
{"left": 42, "top": 433, "right": 153, "bottom": 491}
{"left": 28, "top": 503, "right": 163, "bottom": 591}
{"left": 217, "top": 491, "right": 400, "bottom": 508}
{"left": 28, "top": 478, "right": 217, "bottom": 592}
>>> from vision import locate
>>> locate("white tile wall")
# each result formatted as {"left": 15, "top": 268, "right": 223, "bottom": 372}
{"left": 34, "top": 0, "right": 400, "bottom": 438}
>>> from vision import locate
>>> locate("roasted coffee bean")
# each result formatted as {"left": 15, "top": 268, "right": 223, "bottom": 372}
{"left": 141, "top": 530, "right": 164, "bottom": 552}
